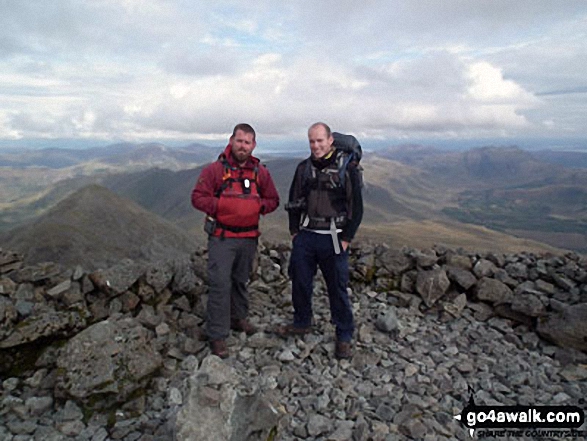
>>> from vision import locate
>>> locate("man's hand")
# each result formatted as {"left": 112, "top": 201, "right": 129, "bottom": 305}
{"left": 341, "top": 240, "right": 350, "bottom": 251}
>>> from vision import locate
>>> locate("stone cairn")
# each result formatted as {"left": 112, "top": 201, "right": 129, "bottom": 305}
{"left": 1, "top": 243, "right": 586, "bottom": 440}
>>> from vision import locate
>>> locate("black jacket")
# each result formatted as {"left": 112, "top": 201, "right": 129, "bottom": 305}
{"left": 287, "top": 149, "right": 363, "bottom": 242}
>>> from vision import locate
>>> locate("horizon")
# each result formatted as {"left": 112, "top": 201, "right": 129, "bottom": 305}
{"left": 0, "top": 136, "right": 586, "bottom": 154}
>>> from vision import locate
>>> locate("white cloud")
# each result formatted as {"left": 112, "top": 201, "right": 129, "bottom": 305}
{"left": 0, "top": 0, "right": 586, "bottom": 144}
{"left": 466, "top": 61, "right": 538, "bottom": 105}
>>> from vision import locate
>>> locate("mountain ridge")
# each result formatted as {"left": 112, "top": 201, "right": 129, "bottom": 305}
{"left": 0, "top": 184, "right": 200, "bottom": 270}
{"left": 1, "top": 144, "right": 586, "bottom": 262}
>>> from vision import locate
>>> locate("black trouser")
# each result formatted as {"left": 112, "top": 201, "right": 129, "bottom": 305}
{"left": 289, "top": 230, "right": 354, "bottom": 342}
{"left": 206, "top": 236, "right": 258, "bottom": 340}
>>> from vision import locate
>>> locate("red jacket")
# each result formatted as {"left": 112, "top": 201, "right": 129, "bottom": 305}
{"left": 191, "top": 145, "right": 280, "bottom": 238}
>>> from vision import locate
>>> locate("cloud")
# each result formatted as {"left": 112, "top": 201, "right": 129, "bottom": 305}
{"left": 466, "top": 62, "right": 538, "bottom": 105}
{"left": 124, "top": 51, "right": 537, "bottom": 140}
{"left": 0, "top": 0, "right": 585, "bottom": 143}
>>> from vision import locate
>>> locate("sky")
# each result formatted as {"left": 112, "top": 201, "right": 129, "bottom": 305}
{"left": 0, "top": 0, "right": 586, "bottom": 149}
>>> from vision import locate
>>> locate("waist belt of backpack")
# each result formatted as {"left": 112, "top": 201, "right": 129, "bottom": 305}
{"left": 304, "top": 216, "right": 345, "bottom": 255}
{"left": 307, "top": 215, "right": 347, "bottom": 223}
{"left": 217, "top": 221, "right": 259, "bottom": 233}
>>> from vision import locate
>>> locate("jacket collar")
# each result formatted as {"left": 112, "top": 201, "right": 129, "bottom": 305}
{"left": 219, "top": 144, "right": 259, "bottom": 169}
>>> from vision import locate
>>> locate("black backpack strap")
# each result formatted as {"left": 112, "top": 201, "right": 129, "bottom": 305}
{"left": 338, "top": 151, "right": 354, "bottom": 188}
{"left": 216, "top": 221, "right": 259, "bottom": 233}
{"left": 214, "top": 157, "right": 232, "bottom": 197}
{"left": 216, "top": 156, "right": 260, "bottom": 198}
{"left": 301, "top": 157, "right": 314, "bottom": 198}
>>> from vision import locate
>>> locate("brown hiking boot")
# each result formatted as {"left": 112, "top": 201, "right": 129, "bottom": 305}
{"left": 230, "top": 318, "right": 258, "bottom": 335}
{"left": 210, "top": 339, "right": 229, "bottom": 359}
{"left": 273, "top": 324, "right": 312, "bottom": 338}
{"left": 335, "top": 341, "right": 352, "bottom": 359}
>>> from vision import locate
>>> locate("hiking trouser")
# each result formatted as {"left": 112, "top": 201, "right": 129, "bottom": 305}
{"left": 289, "top": 230, "right": 354, "bottom": 342}
{"left": 206, "top": 236, "right": 258, "bottom": 340}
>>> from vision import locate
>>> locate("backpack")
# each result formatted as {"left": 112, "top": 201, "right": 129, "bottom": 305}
{"left": 303, "top": 132, "right": 363, "bottom": 190}
{"left": 331, "top": 132, "right": 363, "bottom": 188}
{"left": 285, "top": 132, "right": 363, "bottom": 215}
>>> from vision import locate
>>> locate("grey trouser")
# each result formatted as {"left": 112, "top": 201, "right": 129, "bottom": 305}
{"left": 206, "top": 236, "right": 258, "bottom": 340}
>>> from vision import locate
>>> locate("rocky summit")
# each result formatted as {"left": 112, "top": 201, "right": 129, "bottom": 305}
{"left": 1, "top": 243, "right": 587, "bottom": 440}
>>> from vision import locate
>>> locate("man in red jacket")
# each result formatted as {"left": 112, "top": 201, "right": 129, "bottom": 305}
{"left": 192, "top": 123, "right": 279, "bottom": 358}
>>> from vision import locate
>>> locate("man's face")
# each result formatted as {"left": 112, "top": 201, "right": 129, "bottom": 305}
{"left": 230, "top": 130, "right": 256, "bottom": 164}
{"left": 308, "top": 126, "right": 334, "bottom": 159}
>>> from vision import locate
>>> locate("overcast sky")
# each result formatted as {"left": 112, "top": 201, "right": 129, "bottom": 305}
{"left": 0, "top": 0, "right": 586, "bottom": 147}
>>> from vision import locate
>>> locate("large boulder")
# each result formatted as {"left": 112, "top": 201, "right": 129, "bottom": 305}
{"left": 176, "top": 355, "right": 286, "bottom": 441}
{"left": 89, "top": 259, "right": 145, "bottom": 295}
{"left": 376, "top": 249, "right": 413, "bottom": 277}
{"left": 446, "top": 266, "right": 477, "bottom": 291}
{"left": 537, "top": 303, "right": 587, "bottom": 352}
{"left": 416, "top": 269, "right": 450, "bottom": 307}
{"left": 475, "top": 278, "right": 513, "bottom": 304}
{"left": 55, "top": 316, "right": 162, "bottom": 406}
{"left": 0, "top": 310, "right": 87, "bottom": 349}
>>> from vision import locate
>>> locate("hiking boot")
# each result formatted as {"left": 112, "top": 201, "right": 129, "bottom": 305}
{"left": 273, "top": 324, "right": 312, "bottom": 338}
{"left": 230, "top": 319, "right": 258, "bottom": 335}
{"left": 210, "top": 339, "right": 229, "bottom": 359}
{"left": 335, "top": 341, "right": 352, "bottom": 359}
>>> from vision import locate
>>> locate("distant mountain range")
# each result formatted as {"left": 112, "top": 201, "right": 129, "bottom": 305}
{"left": 1, "top": 141, "right": 586, "bottom": 268}
{"left": 0, "top": 142, "right": 219, "bottom": 169}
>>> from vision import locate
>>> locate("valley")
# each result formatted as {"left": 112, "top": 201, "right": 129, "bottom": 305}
{"left": 1, "top": 141, "right": 586, "bottom": 269}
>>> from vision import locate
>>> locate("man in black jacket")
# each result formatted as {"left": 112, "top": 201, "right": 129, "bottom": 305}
{"left": 276, "top": 122, "right": 363, "bottom": 359}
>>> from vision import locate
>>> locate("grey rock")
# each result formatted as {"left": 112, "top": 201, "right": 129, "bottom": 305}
{"left": 307, "top": 414, "right": 332, "bottom": 437}
{"left": 413, "top": 249, "right": 438, "bottom": 268}
{"left": 537, "top": 303, "right": 587, "bottom": 351}
{"left": 0, "top": 277, "right": 17, "bottom": 295}
{"left": 57, "top": 420, "right": 85, "bottom": 436}
{"left": 0, "top": 249, "right": 22, "bottom": 267}
{"left": 89, "top": 259, "right": 144, "bottom": 295}
{"left": 376, "top": 249, "right": 412, "bottom": 276}
{"left": 399, "top": 270, "right": 417, "bottom": 294}
{"left": 14, "top": 300, "right": 34, "bottom": 317}
{"left": 72, "top": 265, "right": 84, "bottom": 281}
{"left": 3, "top": 377, "right": 19, "bottom": 391}
{"left": 376, "top": 403, "right": 396, "bottom": 422}
{"left": 505, "top": 262, "right": 528, "bottom": 279}
{"left": 171, "top": 259, "right": 202, "bottom": 294}
{"left": 559, "top": 365, "right": 587, "bottom": 382}
{"left": 445, "top": 254, "right": 473, "bottom": 270}
{"left": 475, "top": 277, "right": 513, "bottom": 304}
{"left": 511, "top": 293, "right": 546, "bottom": 317}
{"left": 375, "top": 307, "right": 399, "bottom": 333}
{"left": 327, "top": 420, "right": 355, "bottom": 441}
{"left": 473, "top": 259, "right": 497, "bottom": 278}
{"left": 485, "top": 252, "right": 506, "bottom": 268}
{"left": 46, "top": 280, "right": 72, "bottom": 299}
{"left": 175, "top": 355, "right": 285, "bottom": 441}
{"left": 1, "top": 244, "right": 587, "bottom": 441}
{"left": 56, "top": 317, "right": 162, "bottom": 405}
{"left": 416, "top": 269, "right": 450, "bottom": 307}
{"left": 443, "top": 293, "right": 467, "bottom": 318}
{"left": 145, "top": 262, "right": 174, "bottom": 294}
{"left": 0, "top": 311, "right": 86, "bottom": 349}
{"left": 446, "top": 266, "right": 477, "bottom": 290}
{"left": 136, "top": 304, "right": 163, "bottom": 329}
{"left": 11, "top": 262, "right": 62, "bottom": 283}
{"left": 552, "top": 274, "right": 576, "bottom": 291}
{"left": 7, "top": 419, "right": 37, "bottom": 435}
{"left": 26, "top": 396, "right": 53, "bottom": 416}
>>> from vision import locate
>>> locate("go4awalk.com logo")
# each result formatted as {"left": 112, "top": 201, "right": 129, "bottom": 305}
{"left": 454, "top": 391, "right": 585, "bottom": 438}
